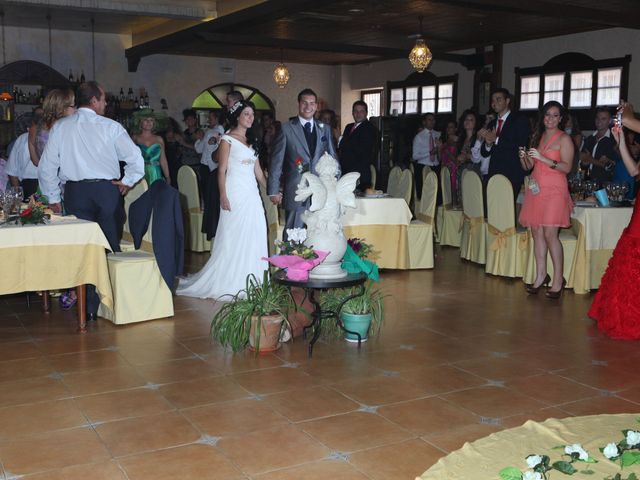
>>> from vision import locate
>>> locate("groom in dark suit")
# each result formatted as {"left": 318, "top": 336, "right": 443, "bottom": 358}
{"left": 339, "top": 100, "right": 377, "bottom": 191}
{"left": 268, "top": 88, "right": 337, "bottom": 236}
{"left": 479, "top": 88, "right": 530, "bottom": 198}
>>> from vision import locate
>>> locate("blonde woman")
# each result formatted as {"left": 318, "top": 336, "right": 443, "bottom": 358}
{"left": 28, "top": 89, "right": 76, "bottom": 167}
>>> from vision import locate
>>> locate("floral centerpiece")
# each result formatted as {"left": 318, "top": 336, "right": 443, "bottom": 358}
{"left": 501, "top": 444, "right": 598, "bottom": 480}
{"left": 263, "top": 228, "right": 329, "bottom": 281}
{"left": 18, "top": 203, "right": 48, "bottom": 225}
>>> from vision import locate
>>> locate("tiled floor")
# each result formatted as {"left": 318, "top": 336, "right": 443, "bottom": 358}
{"left": 0, "top": 247, "right": 638, "bottom": 479}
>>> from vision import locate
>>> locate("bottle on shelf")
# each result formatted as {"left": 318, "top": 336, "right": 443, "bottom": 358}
{"left": 80, "top": 70, "right": 85, "bottom": 83}
{"left": 134, "top": 97, "right": 139, "bottom": 109}
{"left": 144, "top": 93, "right": 149, "bottom": 107}
{"left": 127, "top": 88, "right": 134, "bottom": 101}
{"left": 119, "top": 88, "right": 125, "bottom": 102}
{"left": 69, "top": 70, "right": 74, "bottom": 82}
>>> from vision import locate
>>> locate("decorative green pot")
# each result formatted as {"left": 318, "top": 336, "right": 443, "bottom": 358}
{"left": 341, "top": 312, "right": 372, "bottom": 342}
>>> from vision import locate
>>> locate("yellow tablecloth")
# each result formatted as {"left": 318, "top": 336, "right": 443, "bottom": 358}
{"left": 342, "top": 197, "right": 413, "bottom": 269}
{"left": 0, "top": 216, "right": 114, "bottom": 309}
{"left": 419, "top": 413, "right": 640, "bottom": 479}
{"left": 569, "top": 205, "right": 632, "bottom": 294}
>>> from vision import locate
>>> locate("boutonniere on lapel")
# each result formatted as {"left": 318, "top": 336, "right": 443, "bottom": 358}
{"left": 317, "top": 124, "right": 327, "bottom": 143}
{"left": 295, "top": 156, "right": 309, "bottom": 174}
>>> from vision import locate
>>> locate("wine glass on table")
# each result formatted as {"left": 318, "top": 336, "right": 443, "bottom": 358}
{"left": 11, "top": 186, "right": 23, "bottom": 215}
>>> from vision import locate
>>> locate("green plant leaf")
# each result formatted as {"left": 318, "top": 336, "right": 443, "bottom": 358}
{"left": 578, "top": 469, "right": 595, "bottom": 475}
{"left": 621, "top": 450, "right": 640, "bottom": 467}
{"left": 552, "top": 460, "right": 577, "bottom": 475}
{"left": 498, "top": 467, "right": 522, "bottom": 480}
{"left": 628, "top": 473, "right": 638, "bottom": 480}
{"left": 583, "top": 456, "right": 598, "bottom": 463}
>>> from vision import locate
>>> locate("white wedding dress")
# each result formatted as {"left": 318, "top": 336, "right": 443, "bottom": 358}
{"left": 176, "top": 135, "right": 268, "bottom": 299}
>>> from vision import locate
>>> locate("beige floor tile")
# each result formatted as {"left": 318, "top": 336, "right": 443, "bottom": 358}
{"left": 331, "top": 375, "right": 431, "bottom": 406}
{"left": 0, "top": 399, "right": 87, "bottom": 440}
{"left": 231, "top": 366, "right": 319, "bottom": 395}
{"left": 0, "top": 377, "right": 70, "bottom": 408}
{"left": 255, "top": 459, "right": 369, "bottom": 479}
{"left": 301, "top": 411, "right": 413, "bottom": 452}
{"left": 74, "top": 388, "right": 174, "bottom": 423}
{"left": 0, "top": 428, "right": 111, "bottom": 476}
{"left": 348, "top": 438, "right": 444, "bottom": 480}
{"left": 20, "top": 460, "right": 127, "bottom": 479}
{"left": 159, "top": 375, "right": 250, "bottom": 409}
{"left": 183, "top": 398, "right": 289, "bottom": 436}
{"left": 95, "top": 412, "right": 201, "bottom": 457}
{"left": 62, "top": 365, "right": 148, "bottom": 396}
{"left": 216, "top": 425, "right": 330, "bottom": 475}
{"left": 134, "top": 357, "right": 222, "bottom": 384}
{"left": 263, "top": 386, "right": 360, "bottom": 422}
{"left": 378, "top": 397, "right": 480, "bottom": 436}
{"left": 118, "top": 444, "right": 244, "bottom": 479}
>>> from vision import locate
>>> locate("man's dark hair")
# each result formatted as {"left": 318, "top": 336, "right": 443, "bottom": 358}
{"left": 352, "top": 100, "right": 368, "bottom": 113}
{"left": 421, "top": 112, "right": 435, "bottom": 120}
{"left": 595, "top": 106, "right": 612, "bottom": 117}
{"left": 297, "top": 88, "right": 317, "bottom": 102}
{"left": 182, "top": 108, "right": 197, "bottom": 120}
{"left": 227, "top": 90, "right": 244, "bottom": 104}
{"left": 76, "top": 81, "right": 102, "bottom": 107}
{"left": 491, "top": 87, "right": 511, "bottom": 100}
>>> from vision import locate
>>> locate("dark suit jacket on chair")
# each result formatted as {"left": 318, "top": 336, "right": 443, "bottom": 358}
{"left": 481, "top": 112, "right": 530, "bottom": 195}
{"left": 339, "top": 120, "right": 376, "bottom": 190}
{"left": 129, "top": 181, "right": 185, "bottom": 290}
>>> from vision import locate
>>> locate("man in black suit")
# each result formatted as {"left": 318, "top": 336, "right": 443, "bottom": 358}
{"left": 580, "top": 107, "right": 616, "bottom": 184}
{"left": 339, "top": 100, "right": 377, "bottom": 191}
{"left": 479, "top": 88, "right": 530, "bottom": 198}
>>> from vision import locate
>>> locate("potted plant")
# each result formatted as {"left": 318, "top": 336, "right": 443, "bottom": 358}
{"left": 319, "top": 280, "right": 385, "bottom": 342}
{"left": 210, "top": 271, "right": 293, "bottom": 353}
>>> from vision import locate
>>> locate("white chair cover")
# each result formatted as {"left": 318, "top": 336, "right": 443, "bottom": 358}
{"left": 437, "top": 166, "right": 462, "bottom": 247}
{"left": 459, "top": 170, "right": 486, "bottom": 264}
{"left": 178, "top": 166, "right": 211, "bottom": 252}
{"left": 485, "top": 174, "right": 529, "bottom": 278}
{"left": 387, "top": 166, "right": 402, "bottom": 198}
{"left": 408, "top": 170, "right": 437, "bottom": 269}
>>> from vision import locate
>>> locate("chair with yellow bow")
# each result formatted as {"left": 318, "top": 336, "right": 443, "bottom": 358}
{"left": 370, "top": 164, "right": 377, "bottom": 189}
{"left": 408, "top": 170, "right": 438, "bottom": 269}
{"left": 436, "top": 165, "right": 462, "bottom": 247}
{"left": 485, "top": 174, "right": 529, "bottom": 277}
{"left": 459, "top": 169, "right": 486, "bottom": 264}
{"left": 387, "top": 166, "right": 412, "bottom": 206}
{"left": 260, "top": 185, "right": 283, "bottom": 255}
{"left": 177, "top": 166, "right": 211, "bottom": 252}
{"left": 99, "top": 182, "right": 174, "bottom": 324}
{"left": 522, "top": 227, "right": 577, "bottom": 285}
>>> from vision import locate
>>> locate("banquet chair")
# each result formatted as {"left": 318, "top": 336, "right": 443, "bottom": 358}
{"left": 370, "top": 164, "right": 377, "bottom": 190}
{"left": 120, "top": 179, "right": 149, "bottom": 252}
{"left": 387, "top": 168, "right": 412, "bottom": 206}
{"left": 411, "top": 165, "right": 432, "bottom": 216}
{"left": 436, "top": 166, "right": 462, "bottom": 247}
{"left": 459, "top": 169, "right": 486, "bottom": 264}
{"left": 260, "top": 185, "right": 283, "bottom": 255}
{"left": 408, "top": 170, "right": 438, "bottom": 269}
{"left": 485, "top": 175, "right": 529, "bottom": 278}
{"left": 177, "top": 166, "right": 211, "bottom": 252}
{"left": 387, "top": 166, "right": 402, "bottom": 197}
{"left": 98, "top": 185, "right": 174, "bottom": 324}
{"left": 522, "top": 228, "right": 577, "bottom": 285}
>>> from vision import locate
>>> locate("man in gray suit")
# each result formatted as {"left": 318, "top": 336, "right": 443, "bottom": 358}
{"left": 268, "top": 88, "right": 337, "bottom": 236}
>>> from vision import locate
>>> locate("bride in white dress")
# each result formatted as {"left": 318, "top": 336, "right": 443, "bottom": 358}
{"left": 177, "top": 101, "right": 268, "bottom": 299}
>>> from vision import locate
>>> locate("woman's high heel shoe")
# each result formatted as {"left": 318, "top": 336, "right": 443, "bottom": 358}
{"left": 545, "top": 278, "right": 567, "bottom": 299}
{"left": 525, "top": 274, "right": 551, "bottom": 294}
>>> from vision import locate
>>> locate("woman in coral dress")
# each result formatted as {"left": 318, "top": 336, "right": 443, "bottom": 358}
{"left": 589, "top": 102, "right": 640, "bottom": 339}
{"left": 518, "top": 101, "right": 574, "bottom": 298}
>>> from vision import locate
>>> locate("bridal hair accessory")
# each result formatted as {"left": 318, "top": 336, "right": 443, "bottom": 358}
{"left": 229, "top": 101, "right": 243, "bottom": 116}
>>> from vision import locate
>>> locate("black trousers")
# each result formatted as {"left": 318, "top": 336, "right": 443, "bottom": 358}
{"left": 64, "top": 180, "right": 121, "bottom": 315}
{"left": 415, "top": 164, "right": 441, "bottom": 205}
{"left": 20, "top": 178, "right": 39, "bottom": 200}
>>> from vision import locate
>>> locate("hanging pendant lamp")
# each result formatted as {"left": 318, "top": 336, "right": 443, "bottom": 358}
{"left": 409, "top": 16, "right": 432, "bottom": 73}
{"left": 273, "top": 49, "right": 290, "bottom": 88}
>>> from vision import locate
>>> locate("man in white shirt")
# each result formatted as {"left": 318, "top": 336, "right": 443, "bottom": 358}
{"left": 39, "top": 81, "right": 144, "bottom": 319}
{"left": 412, "top": 113, "right": 440, "bottom": 200}
{"left": 195, "top": 110, "right": 225, "bottom": 240}
{"left": 6, "top": 131, "right": 38, "bottom": 199}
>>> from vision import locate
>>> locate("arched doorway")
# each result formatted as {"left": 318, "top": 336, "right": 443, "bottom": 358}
{"left": 191, "top": 82, "right": 274, "bottom": 127}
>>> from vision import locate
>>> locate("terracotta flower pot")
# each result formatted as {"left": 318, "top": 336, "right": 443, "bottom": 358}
{"left": 249, "top": 314, "right": 284, "bottom": 353}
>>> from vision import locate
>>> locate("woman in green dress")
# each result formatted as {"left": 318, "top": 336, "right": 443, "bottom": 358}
{"left": 131, "top": 109, "right": 170, "bottom": 185}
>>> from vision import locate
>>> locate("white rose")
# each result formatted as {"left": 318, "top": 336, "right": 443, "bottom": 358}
{"left": 603, "top": 442, "right": 619, "bottom": 459}
{"left": 286, "top": 228, "right": 307, "bottom": 243}
{"left": 526, "top": 455, "right": 543, "bottom": 469}
{"left": 523, "top": 471, "right": 543, "bottom": 480}
{"left": 627, "top": 430, "right": 640, "bottom": 447}
{"left": 564, "top": 443, "right": 588, "bottom": 461}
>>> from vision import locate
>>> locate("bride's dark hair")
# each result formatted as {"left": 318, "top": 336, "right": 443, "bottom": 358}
{"left": 228, "top": 100, "right": 260, "bottom": 154}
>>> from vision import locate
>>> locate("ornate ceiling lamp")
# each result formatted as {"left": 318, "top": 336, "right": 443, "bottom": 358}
{"left": 409, "top": 16, "right": 432, "bottom": 73}
{"left": 273, "top": 49, "right": 290, "bottom": 88}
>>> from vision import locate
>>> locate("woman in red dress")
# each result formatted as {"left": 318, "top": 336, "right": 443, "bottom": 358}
{"left": 589, "top": 102, "right": 640, "bottom": 339}
{"left": 518, "top": 101, "right": 575, "bottom": 298}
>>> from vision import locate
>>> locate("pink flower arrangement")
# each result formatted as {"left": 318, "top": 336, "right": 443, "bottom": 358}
{"left": 263, "top": 250, "right": 329, "bottom": 281}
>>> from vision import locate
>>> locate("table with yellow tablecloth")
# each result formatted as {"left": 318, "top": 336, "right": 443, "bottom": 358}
{"left": 342, "top": 197, "right": 413, "bottom": 269}
{"left": 0, "top": 216, "right": 113, "bottom": 329}
{"left": 568, "top": 205, "right": 632, "bottom": 294}
{"left": 419, "top": 413, "right": 640, "bottom": 479}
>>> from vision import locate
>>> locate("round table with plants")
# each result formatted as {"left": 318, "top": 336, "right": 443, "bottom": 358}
{"left": 273, "top": 270, "right": 369, "bottom": 357}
